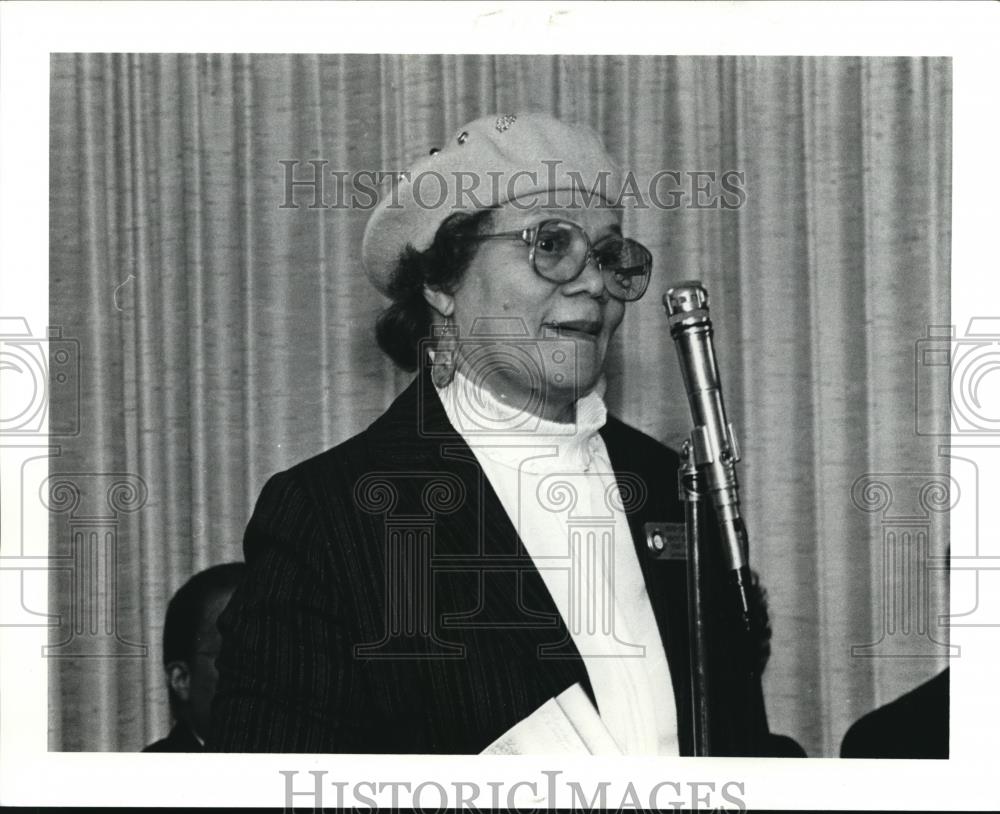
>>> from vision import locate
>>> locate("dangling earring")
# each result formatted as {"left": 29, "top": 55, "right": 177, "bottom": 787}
{"left": 431, "top": 317, "right": 458, "bottom": 388}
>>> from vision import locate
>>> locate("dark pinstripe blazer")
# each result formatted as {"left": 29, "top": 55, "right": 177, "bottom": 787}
{"left": 210, "top": 367, "right": 770, "bottom": 754}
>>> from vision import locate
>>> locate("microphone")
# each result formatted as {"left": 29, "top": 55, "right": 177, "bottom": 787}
{"left": 666, "top": 282, "right": 763, "bottom": 753}
{"left": 663, "top": 281, "right": 748, "bottom": 576}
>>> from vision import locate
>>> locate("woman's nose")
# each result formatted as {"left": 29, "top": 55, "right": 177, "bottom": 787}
{"left": 562, "top": 253, "right": 606, "bottom": 299}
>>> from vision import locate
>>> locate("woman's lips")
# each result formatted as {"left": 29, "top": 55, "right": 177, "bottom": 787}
{"left": 545, "top": 320, "right": 602, "bottom": 339}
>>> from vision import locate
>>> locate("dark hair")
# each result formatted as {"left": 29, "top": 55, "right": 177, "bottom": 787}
{"left": 375, "top": 209, "right": 495, "bottom": 371}
{"left": 163, "top": 562, "right": 245, "bottom": 667}
{"left": 162, "top": 562, "right": 244, "bottom": 716}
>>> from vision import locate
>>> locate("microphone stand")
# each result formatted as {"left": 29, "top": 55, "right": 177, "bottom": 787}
{"left": 679, "top": 440, "right": 712, "bottom": 756}
{"left": 663, "top": 282, "right": 762, "bottom": 757}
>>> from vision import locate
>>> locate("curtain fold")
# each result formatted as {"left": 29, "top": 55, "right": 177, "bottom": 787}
{"left": 48, "top": 54, "right": 951, "bottom": 756}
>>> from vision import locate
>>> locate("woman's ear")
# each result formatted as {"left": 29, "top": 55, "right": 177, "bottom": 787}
{"left": 422, "top": 285, "right": 454, "bottom": 320}
{"left": 166, "top": 661, "right": 192, "bottom": 703}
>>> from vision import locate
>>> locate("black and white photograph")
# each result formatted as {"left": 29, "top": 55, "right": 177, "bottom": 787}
{"left": 1, "top": 2, "right": 998, "bottom": 811}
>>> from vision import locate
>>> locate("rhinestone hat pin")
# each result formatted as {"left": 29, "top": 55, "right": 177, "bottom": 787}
{"left": 495, "top": 114, "right": 517, "bottom": 132}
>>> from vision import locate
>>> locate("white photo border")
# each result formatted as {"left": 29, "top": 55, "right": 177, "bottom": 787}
{"left": 1, "top": 1, "right": 998, "bottom": 809}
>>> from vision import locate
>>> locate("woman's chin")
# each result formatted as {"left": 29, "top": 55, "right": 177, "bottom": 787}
{"left": 545, "top": 366, "right": 601, "bottom": 401}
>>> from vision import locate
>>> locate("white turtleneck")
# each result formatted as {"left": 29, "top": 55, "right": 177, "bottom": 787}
{"left": 435, "top": 366, "right": 679, "bottom": 755}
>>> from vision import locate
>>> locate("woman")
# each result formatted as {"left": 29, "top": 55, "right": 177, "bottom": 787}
{"left": 210, "top": 113, "right": 776, "bottom": 754}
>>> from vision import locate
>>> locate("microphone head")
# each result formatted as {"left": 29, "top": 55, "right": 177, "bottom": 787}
{"left": 663, "top": 281, "right": 710, "bottom": 315}
{"left": 664, "top": 281, "right": 710, "bottom": 331}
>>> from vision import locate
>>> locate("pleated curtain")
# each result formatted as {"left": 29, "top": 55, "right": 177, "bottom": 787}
{"left": 48, "top": 54, "right": 952, "bottom": 756}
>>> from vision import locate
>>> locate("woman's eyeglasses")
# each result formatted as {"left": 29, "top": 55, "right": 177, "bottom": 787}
{"left": 470, "top": 218, "right": 652, "bottom": 302}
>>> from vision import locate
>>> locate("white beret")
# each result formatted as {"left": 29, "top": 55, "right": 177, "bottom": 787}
{"left": 361, "top": 112, "right": 624, "bottom": 295}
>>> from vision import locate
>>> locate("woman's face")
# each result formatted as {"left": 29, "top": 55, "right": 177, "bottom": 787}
{"left": 449, "top": 200, "right": 627, "bottom": 420}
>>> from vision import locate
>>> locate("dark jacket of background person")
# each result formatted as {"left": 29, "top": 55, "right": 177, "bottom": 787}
{"left": 840, "top": 669, "right": 949, "bottom": 759}
{"left": 209, "top": 367, "right": 789, "bottom": 755}
{"left": 143, "top": 723, "right": 203, "bottom": 753}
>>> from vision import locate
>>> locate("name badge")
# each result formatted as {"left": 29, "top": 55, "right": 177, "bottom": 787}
{"left": 644, "top": 522, "right": 687, "bottom": 561}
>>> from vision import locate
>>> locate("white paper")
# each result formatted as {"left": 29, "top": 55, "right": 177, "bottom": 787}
{"left": 481, "top": 683, "right": 623, "bottom": 755}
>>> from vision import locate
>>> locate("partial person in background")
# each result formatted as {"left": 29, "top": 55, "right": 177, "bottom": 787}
{"left": 144, "top": 562, "right": 245, "bottom": 752}
{"left": 840, "top": 668, "right": 949, "bottom": 759}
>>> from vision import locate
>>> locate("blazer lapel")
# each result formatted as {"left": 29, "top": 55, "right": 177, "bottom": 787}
{"left": 365, "top": 366, "right": 592, "bottom": 666}
{"left": 600, "top": 418, "right": 693, "bottom": 750}
{"left": 598, "top": 416, "right": 688, "bottom": 640}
